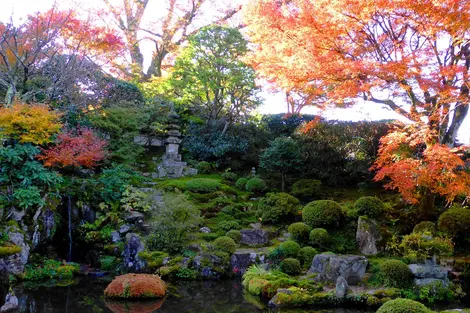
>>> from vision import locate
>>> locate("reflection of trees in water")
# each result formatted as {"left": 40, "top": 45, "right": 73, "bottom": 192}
{"left": 105, "top": 299, "right": 164, "bottom": 313}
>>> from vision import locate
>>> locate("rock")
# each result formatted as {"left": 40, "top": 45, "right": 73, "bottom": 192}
{"left": 335, "top": 276, "right": 349, "bottom": 298}
{"left": 119, "top": 224, "right": 131, "bottom": 234}
{"left": 110, "top": 231, "right": 120, "bottom": 243}
{"left": 240, "top": 229, "right": 269, "bottom": 246}
{"left": 125, "top": 211, "right": 145, "bottom": 223}
{"left": 123, "top": 233, "right": 145, "bottom": 272}
{"left": 268, "top": 289, "right": 293, "bottom": 308}
{"left": 200, "top": 227, "right": 211, "bottom": 233}
{"left": 104, "top": 274, "right": 166, "bottom": 298}
{"left": 408, "top": 262, "right": 450, "bottom": 279}
{"left": 415, "top": 278, "right": 449, "bottom": 287}
{"left": 230, "top": 251, "right": 266, "bottom": 274}
{"left": 0, "top": 293, "right": 18, "bottom": 312}
{"left": 308, "top": 254, "right": 368, "bottom": 285}
{"left": 81, "top": 203, "right": 96, "bottom": 223}
{"left": 409, "top": 261, "right": 450, "bottom": 287}
{"left": 183, "top": 167, "right": 198, "bottom": 176}
{"left": 1, "top": 292, "right": 18, "bottom": 312}
{"left": 42, "top": 209, "right": 56, "bottom": 239}
{"left": 0, "top": 229, "right": 30, "bottom": 275}
{"left": 356, "top": 217, "right": 381, "bottom": 255}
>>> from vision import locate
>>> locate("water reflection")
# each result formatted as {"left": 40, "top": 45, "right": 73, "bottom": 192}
{"left": 3, "top": 277, "right": 467, "bottom": 313}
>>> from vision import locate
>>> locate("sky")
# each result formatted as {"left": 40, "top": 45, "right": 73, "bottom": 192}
{"left": 1, "top": 0, "right": 469, "bottom": 143}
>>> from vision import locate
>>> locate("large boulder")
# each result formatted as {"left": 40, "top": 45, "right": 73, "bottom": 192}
{"left": 104, "top": 274, "right": 166, "bottom": 298}
{"left": 240, "top": 229, "right": 269, "bottom": 246}
{"left": 409, "top": 261, "right": 450, "bottom": 287}
{"left": 123, "top": 233, "right": 145, "bottom": 272}
{"left": 230, "top": 250, "right": 266, "bottom": 275}
{"left": 356, "top": 217, "right": 381, "bottom": 255}
{"left": 308, "top": 254, "right": 368, "bottom": 285}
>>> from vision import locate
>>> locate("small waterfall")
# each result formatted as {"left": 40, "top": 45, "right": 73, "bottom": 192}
{"left": 32, "top": 225, "right": 40, "bottom": 248}
{"left": 67, "top": 196, "right": 72, "bottom": 262}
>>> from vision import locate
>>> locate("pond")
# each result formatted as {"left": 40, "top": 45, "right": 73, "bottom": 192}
{"left": 6, "top": 277, "right": 469, "bottom": 313}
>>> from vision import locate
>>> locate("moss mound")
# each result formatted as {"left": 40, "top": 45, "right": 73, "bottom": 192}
{"left": 376, "top": 298, "right": 431, "bottom": 313}
{"left": 354, "top": 196, "right": 384, "bottom": 218}
{"left": 302, "top": 200, "right": 342, "bottom": 228}
{"left": 104, "top": 274, "right": 167, "bottom": 298}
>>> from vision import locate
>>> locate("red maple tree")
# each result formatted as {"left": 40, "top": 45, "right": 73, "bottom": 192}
{"left": 39, "top": 128, "right": 108, "bottom": 169}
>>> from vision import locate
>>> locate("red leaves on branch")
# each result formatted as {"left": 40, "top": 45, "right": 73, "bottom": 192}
{"left": 371, "top": 125, "right": 470, "bottom": 204}
{"left": 39, "top": 128, "right": 108, "bottom": 169}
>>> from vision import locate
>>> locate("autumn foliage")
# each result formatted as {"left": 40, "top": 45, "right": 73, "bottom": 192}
{"left": 0, "top": 103, "right": 62, "bottom": 144}
{"left": 245, "top": 0, "right": 470, "bottom": 146}
{"left": 372, "top": 125, "right": 470, "bottom": 204}
{"left": 39, "top": 128, "right": 108, "bottom": 169}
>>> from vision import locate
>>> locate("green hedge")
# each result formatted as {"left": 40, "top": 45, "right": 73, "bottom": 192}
{"left": 302, "top": 200, "right": 342, "bottom": 228}
{"left": 186, "top": 178, "right": 221, "bottom": 193}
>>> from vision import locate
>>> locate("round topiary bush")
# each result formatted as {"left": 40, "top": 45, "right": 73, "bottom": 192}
{"left": 235, "top": 177, "right": 248, "bottom": 190}
{"left": 278, "top": 240, "right": 301, "bottom": 258}
{"left": 309, "top": 228, "right": 329, "bottom": 248}
{"left": 258, "top": 192, "right": 300, "bottom": 223}
{"left": 413, "top": 221, "right": 437, "bottom": 235}
{"left": 222, "top": 172, "right": 238, "bottom": 182}
{"left": 438, "top": 206, "right": 470, "bottom": 237}
{"left": 376, "top": 298, "right": 431, "bottom": 313}
{"left": 280, "top": 258, "right": 302, "bottom": 275}
{"left": 213, "top": 236, "right": 237, "bottom": 254}
{"left": 196, "top": 161, "right": 211, "bottom": 174}
{"left": 245, "top": 178, "right": 266, "bottom": 193}
{"left": 302, "top": 200, "right": 343, "bottom": 228}
{"left": 290, "top": 179, "right": 322, "bottom": 199}
{"left": 186, "top": 178, "right": 221, "bottom": 193}
{"left": 226, "top": 230, "right": 241, "bottom": 243}
{"left": 300, "top": 246, "right": 317, "bottom": 268}
{"left": 288, "top": 222, "right": 310, "bottom": 243}
{"left": 379, "top": 260, "right": 413, "bottom": 288}
{"left": 354, "top": 196, "right": 384, "bottom": 218}
{"left": 104, "top": 274, "right": 167, "bottom": 298}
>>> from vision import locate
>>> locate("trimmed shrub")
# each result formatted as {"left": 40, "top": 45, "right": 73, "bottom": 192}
{"left": 302, "top": 200, "right": 343, "bottom": 228}
{"left": 217, "top": 220, "right": 240, "bottom": 231}
{"left": 104, "top": 274, "right": 166, "bottom": 298}
{"left": 354, "top": 196, "right": 384, "bottom": 218}
{"left": 400, "top": 233, "right": 453, "bottom": 262}
{"left": 278, "top": 240, "right": 301, "bottom": 258}
{"left": 376, "top": 298, "right": 431, "bottom": 313}
{"left": 196, "top": 161, "right": 211, "bottom": 174}
{"left": 226, "top": 230, "right": 241, "bottom": 243}
{"left": 412, "top": 221, "right": 437, "bottom": 235}
{"left": 213, "top": 236, "right": 237, "bottom": 254}
{"left": 300, "top": 246, "right": 317, "bottom": 268}
{"left": 288, "top": 222, "right": 310, "bottom": 243}
{"left": 245, "top": 178, "right": 266, "bottom": 193}
{"left": 438, "top": 206, "right": 470, "bottom": 237}
{"left": 222, "top": 172, "right": 238, "bottom": 182}
{"left": 186, "top": 178, "right": 220, "bottom": 193}
{"left": 258, "top": 192, "right": 300, "bottom": 223}
{"left": 309, "top": 228, "right": 329, "bottom": 248}
{"left": 235, "top": 177, "right": 248, "bottom": 190}
{"left": 290, "top": 179, "right": 322, "bottom": 199}
{"left": 280, "top": 258, "right": 302, "bottom": 275}
{"left": 379, "top": 260, "right": 413, "bottom": 288}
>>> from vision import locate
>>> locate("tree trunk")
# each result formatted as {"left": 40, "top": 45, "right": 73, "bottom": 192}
{"left": 417, "top": 188, "right": 436, "bottom": 221}
{"left": 5, "top": 84, "right": 16, "bottom": 106}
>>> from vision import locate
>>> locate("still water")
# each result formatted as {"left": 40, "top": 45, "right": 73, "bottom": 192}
{"left": 6, "top": 277, "right": 467, "bottom": 313}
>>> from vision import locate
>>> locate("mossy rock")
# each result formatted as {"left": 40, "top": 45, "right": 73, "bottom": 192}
{"left": 0, "top": 245, "right": 22, "bottom": 256}
{"left": 104, "top": 274, "right": 167, "bottom": 298}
